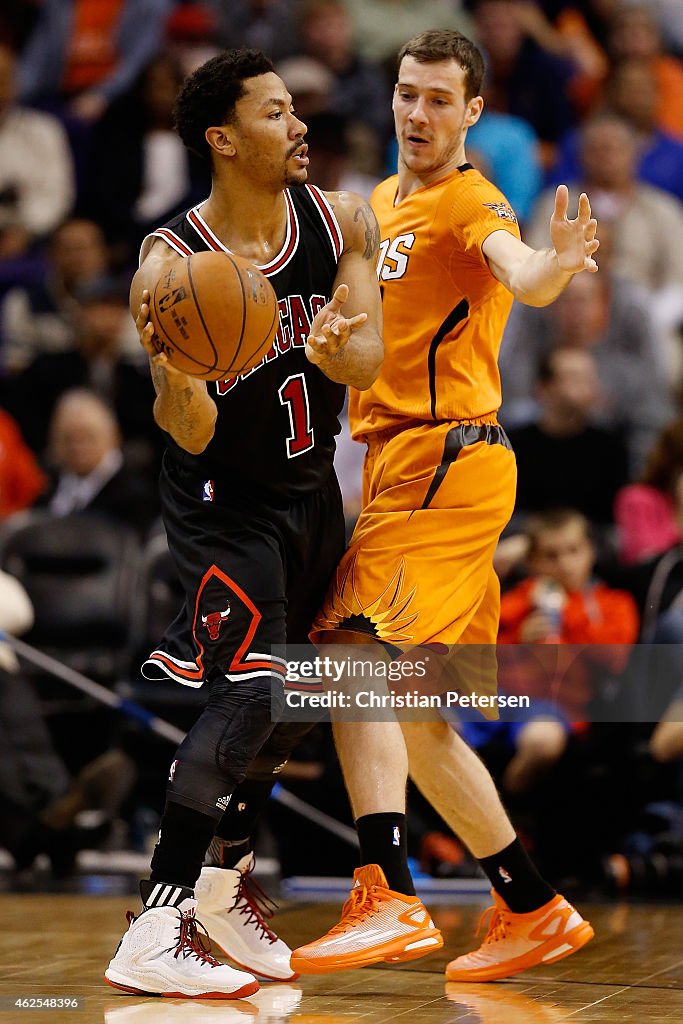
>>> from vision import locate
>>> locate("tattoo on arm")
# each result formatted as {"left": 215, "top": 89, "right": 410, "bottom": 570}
{"left": 149, "top": 361, "right": 166, "bottom": 396}
{"left": 354, "top": 202, "right": 380, "bottom": 261}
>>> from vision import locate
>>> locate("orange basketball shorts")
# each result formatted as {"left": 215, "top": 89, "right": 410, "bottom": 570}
{"left": 311, "top": 418, "right": 517, "bottom": 648}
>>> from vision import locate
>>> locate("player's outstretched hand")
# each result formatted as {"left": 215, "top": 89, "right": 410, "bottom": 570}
{"left": 550, "top": 185, "right": 600, "bottom": 274}
{"left": 306, "top": 283, "right": 368, "bottom": 366}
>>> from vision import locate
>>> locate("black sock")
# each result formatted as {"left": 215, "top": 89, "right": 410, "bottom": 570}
{"left": 140, "top": 878, "right": 194, "bottom": 910}
{"left": 150, "top": 800, "right": 217, "bottom": 890}
{"left": 478, "top": 837, "right": 555, "bottom": 913}
{"left": 207, "top": 836, "right": 251, "bottom": 869}
{"left": 216, "top": 778, "right": 276, "bottom": 842}
{"left": 356, "top": 812, "right": 415, "bottom": 896}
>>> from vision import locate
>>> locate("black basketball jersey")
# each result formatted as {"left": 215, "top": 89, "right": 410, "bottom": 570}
{"left": 142, "top": 185, "right": 346, "bottom": 500}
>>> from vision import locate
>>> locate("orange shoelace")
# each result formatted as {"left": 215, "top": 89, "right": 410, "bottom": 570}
{"left": 476, "top": 904, "right": 510, "bottom": 944}
{"left": 233, "top": 867, "right": 279, "bottom": 943}
{"left": 329, "top": 884, "right": 384, "bottom": 933}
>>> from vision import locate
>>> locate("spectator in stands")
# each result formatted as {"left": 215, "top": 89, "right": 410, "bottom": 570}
{"left": 275, "top": 56, "right": 335, "bottom": 120}
{"left": 500, "top": 268, "right": 673, "bottom": 473}
{"left": 491, "top": 509, "right": 638, "bottom": 792}
{"left": 604, "top": 58, "right": 683, "bottom": 202}
{"left": 611, "top": 469, "right": 683, "bottom": 750}
{"left": 549, "top": 59, "right": 683, "bottom": 204}
{"left": 466, "top": 83, "right": 543, "bottom": 223}
{"left": 615, "top": 417, "right": 683, "bottom": 565}
{"left": 304, "top": 113, "right": 380, "bottom": 200}
{"left": 2, "top": 275, "right": 158, "bottom": 467}
{"left": 526, "top": 115, "right": 683, "bottom": 336}
{"left": 470, "top": 0, "right": 576, "bottom": 154}
{"left": 528, "top": 0, "right": 608, "bottom": 110}
{"left": 165, "top": 3, "right": 220, "bottom": 78}
{"left": 84, "top": 54, "right": 211, "bottom": 262}
{"left": 17, "top": 0, "right": 174, "bottom": 123}
{"left": 535, "top": 0, "right": 618, "bottom": 52}
{"left": 508, "top": 347, "right": 628, "bottom": 526}
{"left": 0, "top": 407, "right": 46, "bottom": 518}
{"left": 208, "top": 0, "right": 301, "bottom": 64}
{"left": 40, "top": 389, "right": 158, "bottom": 534}
{"left": 607, "top": 1, "right": 683, "bottom": 139}
{"left": 1, "top": 218, "right": 108, "bottom": 374}
{"left": 617, "top": 468, "right": 683, "bottom": 641}
{"left": 298, "top": 0, "right": 393, "bottom": 146}
{"left": 343, "top": 0, "right": 475, "bottom": 66}
{"left": 530, "top": 113, "right": 683, "bottom": 288}
{"left": 0, "top": 43, "right": 74, "bottom": 261}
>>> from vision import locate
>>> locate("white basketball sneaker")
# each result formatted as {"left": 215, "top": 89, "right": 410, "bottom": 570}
{"left": 105, "top": 882, "right": 259, "bottom": 999}
{"left": 196, "top": 855, "right": 298, "bottom": 981}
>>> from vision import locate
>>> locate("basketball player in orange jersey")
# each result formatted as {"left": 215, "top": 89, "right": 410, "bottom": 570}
{"left": 291, "top": 30, "right": 598, "bottom": 981}
{"left": 104, "top": 50, "right": 384, "bottom": 999}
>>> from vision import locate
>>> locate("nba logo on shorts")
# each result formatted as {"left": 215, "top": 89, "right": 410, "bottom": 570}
{"left": 168, "top": 759, "right": 179, "bottom": 782}
{"left": 203, "top": 479, "right": 214, "bottom": 502}
{"left": 393, "top": 826, "right": 401, "bottom": 846}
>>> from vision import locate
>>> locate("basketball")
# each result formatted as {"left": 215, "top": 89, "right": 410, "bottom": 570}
{"left": 149, "top": 250, "right": 279, "bottom": 380}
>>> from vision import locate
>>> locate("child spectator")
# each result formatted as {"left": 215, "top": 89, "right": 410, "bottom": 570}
{"left": 468, "top": 510, "right": 639, "bottom": 795}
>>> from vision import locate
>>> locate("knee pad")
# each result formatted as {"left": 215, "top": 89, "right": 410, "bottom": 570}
{"left": 167, "top": 675, "right": 281, "bottom": 816}
{"left": 247, "top": 720, "right": 316, "bottom": 780}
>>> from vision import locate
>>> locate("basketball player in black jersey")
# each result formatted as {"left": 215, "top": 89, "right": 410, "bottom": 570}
{"left": 105, "top": 49, "right": 383, "bottom": 999}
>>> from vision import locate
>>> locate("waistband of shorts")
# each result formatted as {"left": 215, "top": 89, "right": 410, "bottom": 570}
{"left": 362, "top": 414, "right": 501, "bottom": 448}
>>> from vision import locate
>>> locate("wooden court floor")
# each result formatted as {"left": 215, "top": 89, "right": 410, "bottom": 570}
{"left": 1, "top": 894, "right": 682, "bottom": 1023}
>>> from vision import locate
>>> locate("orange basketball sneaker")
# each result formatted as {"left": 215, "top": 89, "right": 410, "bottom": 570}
{"left": 446, "top": 890, "right": 594, "bottom": 982}
{"left": 290, "top": 864, "right": 443, "bottom": 973}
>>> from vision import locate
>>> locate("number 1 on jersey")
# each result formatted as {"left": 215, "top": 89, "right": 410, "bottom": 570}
{"left": 278, "top": 373, "right": 314, "bottom": 458}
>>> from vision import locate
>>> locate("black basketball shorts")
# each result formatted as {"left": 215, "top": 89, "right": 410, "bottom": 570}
{"left": 142, "top": 452, "right": 346, "bottom": 689}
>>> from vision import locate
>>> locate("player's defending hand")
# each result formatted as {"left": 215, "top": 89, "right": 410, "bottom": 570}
{"left": 550, "top": 185, "right": 600, "bottom": 275}
{"left": 306, "top": 284, "right": 368, "bottom": 367}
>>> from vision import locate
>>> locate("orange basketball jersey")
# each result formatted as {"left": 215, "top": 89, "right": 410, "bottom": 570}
{"left": 350, "top": 164, "right": 521, "bottom": 439}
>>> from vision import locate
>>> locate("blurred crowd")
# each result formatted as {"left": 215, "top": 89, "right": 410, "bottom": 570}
{"left": 0, "top": 0, "right": 682, "bottom": 896}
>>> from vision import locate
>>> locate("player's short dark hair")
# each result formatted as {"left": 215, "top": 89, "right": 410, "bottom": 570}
{"left": 397, "top": 30, "right": 485, "bottom": 101}
{"left": 174, "top": 48, "right": 275, "bottom": 161}
{"left": 526, "top": 508, "right": 591, "bottom": 554}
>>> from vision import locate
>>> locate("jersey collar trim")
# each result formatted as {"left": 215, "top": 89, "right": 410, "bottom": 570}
{"left": 186, "top": 191, "right": 299, "bottom": 278}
